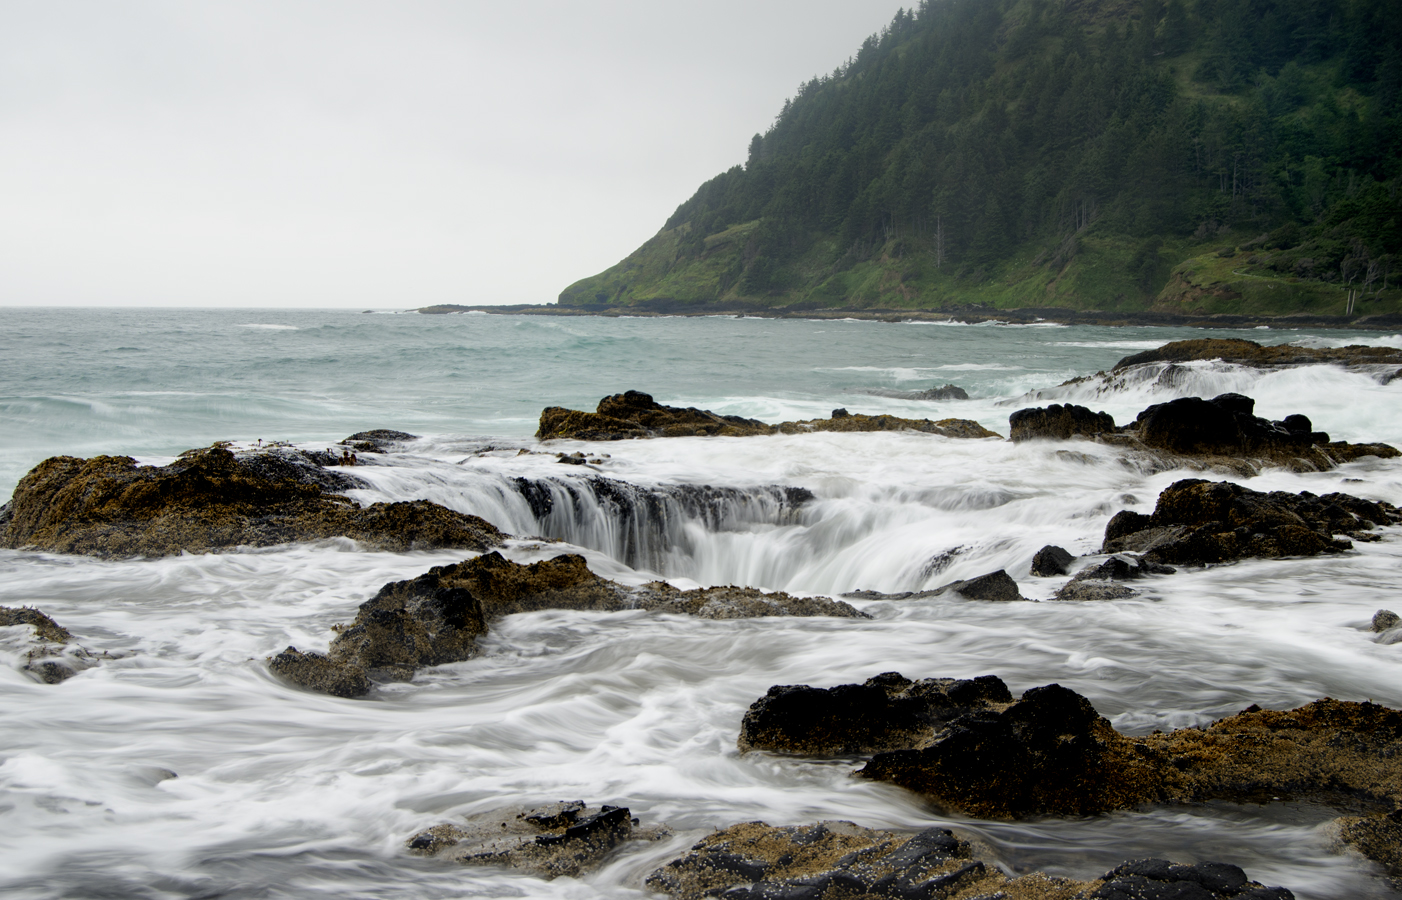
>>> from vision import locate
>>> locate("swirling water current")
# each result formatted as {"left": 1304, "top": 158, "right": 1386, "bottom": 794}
{"left": 2, "top": 307, "right": 1402, "bottom": 899}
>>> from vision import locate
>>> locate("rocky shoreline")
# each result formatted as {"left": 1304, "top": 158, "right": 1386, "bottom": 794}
{"left": 414, "top": 302, "right": 1402, "bottom": 331}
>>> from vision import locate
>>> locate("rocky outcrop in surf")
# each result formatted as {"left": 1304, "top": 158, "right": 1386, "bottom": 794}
{"left": 1103, "top": 479, "right": 1399, "bottom": 567}
{"left": 536, "top": 390, "right": 998, "bottom": 441}
{"left": 0, "top": 447, "right": 505, "bottom": 558}
{"left": 272, "top": 551, "right": 867, "bottom": 697}
{"left": 646, "top": 819, "right": 1295, "bottom": 900}
{"left": 1008, "top": 393, "right": 1398, "bottom": 472}
{"left": 862, "top": 382, "right": 969, "bottom": 401}
{"left": 845, "top": 568, "right": 1028, "bottom": 603}
{"left": 0, "top": 606, "right": 97, "bottom": 684}
{"left": 736, "top": 673, "right": 1402, "bottom": 831}
{"left": 407, "top": 801, "right": 669, "bottom": 879}
{"left": 1112, "top": 338, "right": 1402, "bottom": 371}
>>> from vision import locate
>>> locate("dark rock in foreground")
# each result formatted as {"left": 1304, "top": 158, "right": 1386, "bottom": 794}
{"left": 272, "top": 552, "right": 868, "bottom": 697}
{"left": 737, "top": 672, "right": 1012, "bottom": 756}
{"left": 1103, "top": 479, "right": 1399, "bottom": 567}
{"left": 1031, "top": 544, "right": 1075, "bottom": 576}
{"left": 646, "top": 819, "right": 1293, "bottom": 900}
{"left": 407, "top": 801, "right": 669, "bottom": 879}
{"left": 0, "top": 447, "right": 505, "bottom": 558}
{"left": 1006, "top": 392, "right": 1397, "bottom": 473}
{"left": 536, "top": 390, "right": 998, "bottom": 441}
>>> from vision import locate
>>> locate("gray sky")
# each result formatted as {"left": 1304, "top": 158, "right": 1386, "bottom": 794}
{"left": 0, "top": 1, "right": 908, "bottom": 308}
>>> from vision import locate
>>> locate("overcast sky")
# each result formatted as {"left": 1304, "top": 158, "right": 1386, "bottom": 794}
{"left": 0, "top": 1, "right": 909, "bottom": 308}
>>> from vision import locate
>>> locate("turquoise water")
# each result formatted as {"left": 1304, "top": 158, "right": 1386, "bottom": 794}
{"left": 3, "top": 307, "right": 1402, "bottom": 899}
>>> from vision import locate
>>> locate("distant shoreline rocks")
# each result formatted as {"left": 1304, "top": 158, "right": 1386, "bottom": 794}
{"left": 537, "top": 390, "right": 998, "bottom": 441}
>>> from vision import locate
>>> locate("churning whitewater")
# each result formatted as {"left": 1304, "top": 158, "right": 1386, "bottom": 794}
{"left": 2, "top": 308, "right": 1402, "bottom": 899}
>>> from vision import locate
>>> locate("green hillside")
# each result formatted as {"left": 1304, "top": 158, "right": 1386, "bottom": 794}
{"left": 561, "top": 0, "right": 1402, "bottom": 316}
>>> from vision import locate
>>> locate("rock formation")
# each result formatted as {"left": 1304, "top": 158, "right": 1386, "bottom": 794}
{"left": 537, "top": 390, "right": 997, "bottom": 441}
{"left": 1102, "top": 479, "right": 1398, "bottom": 567}
{"left": 846, "top": 569, "right": 1027, "bottom": 603}
{"left": 863, "top": 383, "right": 970, "bottom": 401}
{"left": 407, "top": 801, "right": 669, "bottom": 879}
{"left": 646, "top": 819, "right": 1293, "bottom": 900}
{"left": 0, "top": 447, "right": 505, "bottom": 557}
{"left": 1112, "top": 338, "right": 1402, "bottom": 371}
{"left": 1007, "top": 393, "right": 1397, "bottom": 472}
{"left": 1031, "top": 544, "right": 1076, "bottom": 576}
{"left": 272, "top": 552, "right": 867, "bottom": 697}
{"left": 0, "top": 606, "right": 95, "bottom": 683}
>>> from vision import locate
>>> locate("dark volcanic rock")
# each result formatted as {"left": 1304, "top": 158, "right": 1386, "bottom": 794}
{"left": 1010, "top": 404, "right": 1117, "bottom": 442}
{"left": 736, "top": 672, "right": 1012, "bottom": 755}
{"left": 1112, "top": 338, "right": 1402, "bottom": 371}
{"left": 342, "top": 429, "right": 418, "bottom": 452}
{"left": 272, "top": 552, "right": 866, "bottom": 696}
{"left": 536, "top": 391, "right": 998, "bottom": 441}
{"left": 408, "top": 801, "right": 668, "bottom": 879}
{"left": 0, "top": 448, "right": 506, "bottom": 558}
{"left": 1031, "top": 544, "right": 1075, "bottom": 576}
{"left": 645, "top": 819, "right": 1291, "bottom": 900}
{"left": 933, "top": 569, "right": 1026, "bottom": 602}
{"left": 864, "top": 383, "right": 970, "bottom": 401}
{"left": 858, "top": 683, "right": 1165, "bottom": 818}
{"left": 1102, "top": 479, "right": 1399, "bottom": 567}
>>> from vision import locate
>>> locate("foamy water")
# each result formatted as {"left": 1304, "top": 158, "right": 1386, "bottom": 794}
{"left": 2, "top": 308, "right": 1401, "bottom": 899}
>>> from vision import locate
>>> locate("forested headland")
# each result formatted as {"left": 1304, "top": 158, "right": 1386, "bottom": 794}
{"left": 559, "top": 0, "right": 1402, "bottom": 317}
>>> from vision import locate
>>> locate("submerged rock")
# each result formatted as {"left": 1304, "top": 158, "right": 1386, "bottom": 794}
{"left": 737, "top": 672, "right": 1012, "bottom": 755}
{"left": 646, "top": 819, "right": 1292, "bottom": 900}
{"left": 1052, "top": 554, "right": 1172, "bottom": 601}
{"left": 1102, "top": 479, "right": 1399, "bottom": 567}
{"left": 1331, "top": 810, "right": 1402, "bottom": 889}
{"left": 271, "top": 552, "right": 867, "bottom": 696}
{"left": 0, "top": 447, "right": 505, "bottom": 557}
{"left": 1373, "top": 610, "right": 1400, "bottom": 633}
{"left": 536, "top": 390, "right": 998, "bottom": 441}
{"left": 407, "top": 801, "right": 668, "bottom": 879}
{"left": 863, "top": 383, "right": 970, "bottom": 401}
{"left": 341, "top": 429, "right": 418, "bottom": 452}
{"left": 0, "top": 606, "right": 95, "bottom": 683}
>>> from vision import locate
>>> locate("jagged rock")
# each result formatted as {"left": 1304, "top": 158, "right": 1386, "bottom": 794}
{"left": 536, "top": 391, "right": 998, "bottom": 441}
{"left": 0, "top": 448, "right": 505, "bottom": 557}
{"left": 1054, "top": 580, "right": 1138, "bottom": 602}
{"left": 407, "top": 801, "right": 668, "bottom": 879}
{"left": 1010, "top": 404, "right": 1117, "bottom": 441}
{"left": 1374, "top": 610, "right": 1401, "bottom": 633}
{"left": 272, "top": 552, "right": 866, "bottom": 696}
{"left": 646, "top": 820, "right": 1290, "bottom": 900}
{"left": 859, "top": 684, "right": 1165, "bottom": 818}
{"left": 1113, "top": 338, "right": 1402, "bottom": 371}
{"left": 267, "top": 648, "right": 372, "bottom": 698}
{"left": 1031, "top": 544, "right": 1075, "bottom": 576}
{"left": 1102, "top": 479, "right": 1399, "bottom": 567}
{"left": 0, "top": 606, "right": 96, "bottom": 683}
{"left": 844, "top": 679, "right": 1402, "bottom": 822}
{"left": 1007, "top": 391, "right": 1396, "bottom": 472}
{"left": 736, "top": 672, "right": 1012, "bottom": 755}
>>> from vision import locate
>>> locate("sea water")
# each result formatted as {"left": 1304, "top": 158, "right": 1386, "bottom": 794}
{"left": 2, "top": 307, "right": 1401, "bottom": 899}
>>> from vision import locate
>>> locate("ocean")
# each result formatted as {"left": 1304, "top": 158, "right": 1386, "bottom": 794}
{"left": 2, "top": 306, "right": 1401, "bottom": 899}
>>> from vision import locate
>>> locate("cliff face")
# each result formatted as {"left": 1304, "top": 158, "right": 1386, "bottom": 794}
{"left": 562, "top": 0, "right": 1402, "bottom": 316}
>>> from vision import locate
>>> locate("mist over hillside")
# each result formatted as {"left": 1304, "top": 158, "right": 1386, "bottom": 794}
{"left": 561, "top": 0, "right": 1402, "bottom": 317}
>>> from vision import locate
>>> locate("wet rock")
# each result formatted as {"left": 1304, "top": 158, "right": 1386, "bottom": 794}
{"left": 1031, "top": 545, "right": 1075, "bottom": 576}
{"left": 1075, "top": 555, "right": 1175, "bottom": 581}
{"left": 274, "top": 552, "right": 866, "bottom": 696}
{"left": 1102, "top": 479, "right": 1399, "bottom": 567}
{"left": 0, "top": 448, "right": 506, "bottom": 557}
{"left": 831, "top": 408, "right": 850, "bottom": 418}
{"left": 859, "top": 683, "right": 1165, "bottom": 818}
{"left": 737, "top": 672, "right": 1012, "bottom": 755}
{"left": 0, "top": 605, "right": 98, "bottom": 683}
{"left": 341, "top": 429, "right": 418, "bottom": 452}
{"left": 1112, "top": 338, "right": 1402, "bottom": 371}
{"left": 863, "top": 383, "right": 970, "bottom": 401}
{"left": 1373, "top": 610, "right": 1400, "bottom": 633}
{"left": 932, "top": 569, "right": 1026, "bottom": 602}
{"left": 408, "top": 801, "right": 668, "bottom": 879}
{"left": 646, "top": 820, "right": 1290, "bottom": 900}
{"left": 536, "top": 391, "right": 998, "bottom": 441}
{"left": 1331, "top": 809, "right": 1402, "bottom": 888}
{"left": 1010, "top": 404, "right": 1117, "bottom": 442}
{"left": 268, "top": 648, "right": 372, "bottom": 698}
{"left": 1054, "top": 580, "right": 1138, "bottom": 602}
